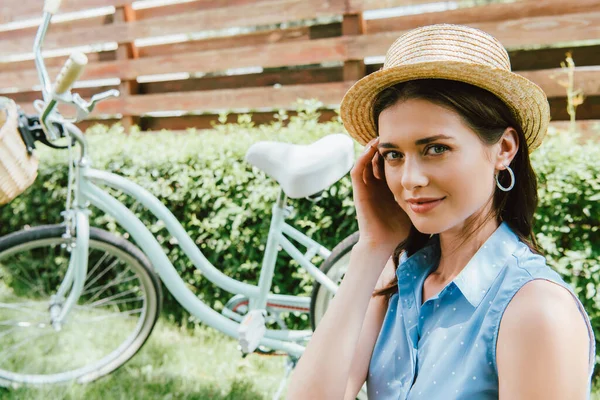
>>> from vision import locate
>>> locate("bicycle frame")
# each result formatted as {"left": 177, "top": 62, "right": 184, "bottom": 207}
{"left": 28, "top": 2, "right": 342, "bottom": 359}
{"left": 56, "top": 123, "right": 341, "bottom": 358}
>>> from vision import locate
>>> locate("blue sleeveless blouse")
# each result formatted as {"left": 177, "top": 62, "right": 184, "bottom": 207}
{"left": 367, "top": 221, "right": 596, "bottom": 399}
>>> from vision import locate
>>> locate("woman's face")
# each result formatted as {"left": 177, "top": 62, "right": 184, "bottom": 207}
{"left": 377, "top": 98, "right": 498, "bottom": 235}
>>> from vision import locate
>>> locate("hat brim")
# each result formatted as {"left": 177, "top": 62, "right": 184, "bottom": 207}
{"left": 340, "top": 61, "right": 550, "bottom": 153}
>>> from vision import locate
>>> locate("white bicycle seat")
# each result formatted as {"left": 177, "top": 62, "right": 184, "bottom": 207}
{"left": 244, "top": 133, "right": 355, "bottom": 199}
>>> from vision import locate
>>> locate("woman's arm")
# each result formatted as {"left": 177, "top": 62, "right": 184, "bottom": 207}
{"left": 286, "top": 241, "right": 393, "bottom": 400}
{"left": 288, "top": 135, "right": 410, "bottom": 399}
{"left": 497, "top": 279, "right": 591, "bottom": 400}
{"left": 344, "top": 256, "right": 397, "bottom": 399}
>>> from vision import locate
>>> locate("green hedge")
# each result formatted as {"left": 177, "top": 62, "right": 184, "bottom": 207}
{"left": 0, "top": 103, "right": 599, "bottom": 377}
{"left": 0, "top": 103, "right": 360, "bottom": 329}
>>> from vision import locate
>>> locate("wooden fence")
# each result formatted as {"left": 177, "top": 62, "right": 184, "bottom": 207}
{"left": 1, "top": 0, "right": 600, "bottom": 136}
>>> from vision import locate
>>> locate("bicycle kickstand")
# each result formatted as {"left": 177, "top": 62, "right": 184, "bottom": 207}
{"left": 272, "top": 355, "right": 298, "bottom": 400}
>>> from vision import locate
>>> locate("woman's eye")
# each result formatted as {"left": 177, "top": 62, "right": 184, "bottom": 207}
{"left": 382, "top": 151, "right": 401, "bottom": 161}
{"left": 426, "top": 145, "right": 449, "bottom": 155}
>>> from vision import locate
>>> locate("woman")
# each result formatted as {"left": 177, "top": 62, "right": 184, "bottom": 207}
{"left": 287, "top": 24, "right": 595, "bottom": 399}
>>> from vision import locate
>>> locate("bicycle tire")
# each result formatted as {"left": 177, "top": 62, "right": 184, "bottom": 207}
{"left": 308, "top": 231, "right": 369, "bottom": 400}
{"left": 0, "top": 224, "right": 162, "bottom": 386}
{"left": 309, "top": 231, "right": 360, "bottom": 331}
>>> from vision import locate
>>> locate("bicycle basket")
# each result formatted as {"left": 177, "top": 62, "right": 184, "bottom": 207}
{"left": 0, "top": 96, "right": 38, "bottom": 205}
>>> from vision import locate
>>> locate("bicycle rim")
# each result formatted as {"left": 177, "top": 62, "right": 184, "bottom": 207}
{"left": 312, "top": 250, "right": 351, "bottom": 329}
{"left": 0, "top": 227, "right": 160, "bottom": 386}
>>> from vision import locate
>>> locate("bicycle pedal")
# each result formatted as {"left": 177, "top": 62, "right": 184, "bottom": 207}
{"left": 238, "top": 309, "right": 266, "bottom": 354}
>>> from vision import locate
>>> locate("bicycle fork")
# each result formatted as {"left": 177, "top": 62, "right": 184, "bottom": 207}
{"left": 49, "top": 209, "right": 90, "bottom": 330}
{"left": 238, "top": 189, "right": 289, "bottom": 354}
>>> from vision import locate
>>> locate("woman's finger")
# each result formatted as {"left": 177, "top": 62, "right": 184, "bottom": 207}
{"left": 362, "top": 139, "right": 379, "bottom": 185}
{"left": 363, "top": 155, "right": 373, "bottom": 185}
{"left": 351, "top": 137, "right": 379, "bottom": 184}
{"left": 372, "top": 152, "right": 381, "bottom": 180}
{"left": 351, "top": 138, "right": 376, "bottom": 175}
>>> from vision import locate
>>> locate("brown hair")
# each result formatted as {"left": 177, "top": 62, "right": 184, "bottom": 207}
{"left": 372, "top": 79, "right": 544, "bottom": 300}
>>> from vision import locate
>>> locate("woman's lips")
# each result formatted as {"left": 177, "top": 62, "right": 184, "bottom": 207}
{"left": 408, "top": 197, "right": 446, "bottom": 213}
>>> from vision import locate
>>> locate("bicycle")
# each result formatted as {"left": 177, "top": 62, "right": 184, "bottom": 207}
{"left": 0, "top": 0, "right": 365, "bottom": 398}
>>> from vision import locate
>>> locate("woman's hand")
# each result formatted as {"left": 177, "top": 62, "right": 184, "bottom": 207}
{"left": 351, "top": 137, "right": 412, "bottom": 254}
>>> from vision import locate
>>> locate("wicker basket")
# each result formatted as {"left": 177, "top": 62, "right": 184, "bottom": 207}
{"left": 0, "top": 97, "right": 38, "bottom": 205}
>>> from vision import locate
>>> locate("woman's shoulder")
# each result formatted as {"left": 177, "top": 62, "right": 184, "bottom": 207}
{"left": 506, "top": 241, "right": 565, "bottom": 284}
{"left": 495, "top": 241, "right": 596, "bottom": 382}
{"left": 496, "top": 278, "right": 594, "bottom": 396}
{"left": 501, "top": 278, "right": 585, "bottom": 325}
{"left": 496, "top": 242, "right": 587, "bottom": 329}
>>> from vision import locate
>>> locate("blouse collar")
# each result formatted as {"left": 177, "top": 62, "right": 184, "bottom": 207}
{"left": 396, "top": 222, "right": 522, "bottom": 308}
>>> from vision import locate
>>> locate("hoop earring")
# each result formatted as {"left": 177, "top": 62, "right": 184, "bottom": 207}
{"left": 495, "top": 164, "right": 515, "bottom": 192}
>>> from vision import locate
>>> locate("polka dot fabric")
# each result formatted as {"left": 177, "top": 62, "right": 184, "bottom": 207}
{"left": 367, "top": 222, "right": 596, "bottom": 399}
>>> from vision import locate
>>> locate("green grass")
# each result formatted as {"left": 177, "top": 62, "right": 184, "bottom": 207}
{"left": 1, "top": 317, "right": 598, "bottom": 399}
{"left": 0, "top": 318, "right": 288, "bottom": 400}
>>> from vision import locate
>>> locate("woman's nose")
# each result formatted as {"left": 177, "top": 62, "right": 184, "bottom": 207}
{"left": 400, "top": 158, "right": 429, "bottom": 191}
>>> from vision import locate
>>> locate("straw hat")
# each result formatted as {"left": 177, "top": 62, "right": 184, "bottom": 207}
{"left": 340, "top": 24, "right": 550, "bottom": 153}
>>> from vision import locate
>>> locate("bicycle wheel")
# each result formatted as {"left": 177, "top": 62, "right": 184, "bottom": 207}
{"left": 0, "top": 224, "right": 162, "bottom": 386}
{"left": 309, "top": 231, "right": 359, "bottom": 331}
{"left": 309, "top": 231, "right": 369, "bottom": 400}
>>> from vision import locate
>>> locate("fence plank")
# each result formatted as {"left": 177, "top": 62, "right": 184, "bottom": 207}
{"left": 138, "top": 26, "right": 313, "bottom": 58}
{"left": 0, "top": 0, "right": 346, "bottom": 58}
{"left": 519, "top": 66, "right": 600, "bottom": 98}
{"left": 134, "top": 0, "right": 283, "bottom": 21}
{"left": 0, "top": 51, "right": 116, "bottom": 73}
{"left": 350, "top": 12, "right": 600, "bottom": 58}
{"left": 351, "top": 0, "right": 600, "bottom": 13}
{"left": 0, "top": 25, "right": 316, "bottom": 70}
{"left": 93, "top": 81, "right": 354, "bottom": 115}
{"left": 0, "top": 15, "right": 111, "bottom": 42}
{"left": 5, "top": 34, "right": 600, "bottom": 96}
{"left": 365, "top": 0, "right": 600, "bottom": 34}
{"left": 364, "top": 45, "right": 600, "bottom": 72}
{"left": 8, "top": 85, "right": 119, "bottom": 107}
{"left": 510, "top": 45, "right": 600, "bottom": 71}
{"left": 126, "top": 35, "right": 348, "bottom": 77}
{"left": 473, "top": 11, "right": 600, "bottom": 50}
{"left": 140, "top": 67, "right": 343, "bottom": 94}
{"left": 0, "top": 36, "right": 349, "bottom": 90}
{"left": 347, "top": 0, "right": 437, "bottom": 12}
{"left": 141, "top": 109, "right": 339, "bottom": 131}
{"left": 14, "top": 94, "right": 600, "bottom": 123}
{"left": 550, "top": 120, "right": 600, "bottom": 142}
{"left": 549, "top": 96, "right": 600, "bottom": 120}
{"left": 1, "top": 0, "right": 132, "bottom": 23}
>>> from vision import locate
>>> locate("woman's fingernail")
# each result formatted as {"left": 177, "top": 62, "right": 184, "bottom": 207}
{"left": 363, "top": 137, "right": 378, "bottom": 153}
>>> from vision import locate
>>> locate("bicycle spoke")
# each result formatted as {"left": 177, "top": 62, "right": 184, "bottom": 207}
{"left": 86, "top": 287, "right": 139, "bottom": 308}
{"left": 79, "top": 296, "right": 144, "bottom": 309}
{"left": 4, "top": 271, "right": 40, "bottom": 294}
{"left": 0, "top": 329, "right": 55, "bottom": 363}
{"left": 30, "top": 250, "right": 47, "bottom": 297}
{"left": 0, "top": 301, "right": 48, "bottom": 316}
{"left": 0, "top": 319, "right": 47, "bottom": 328}
{"left": 83, "top": 267, "right": 136, "bottom": 303}
{"left": 85, "top": 250, "right": 111, "bottom": 283}
{"left": 10, "top": 256, "right": 37, "bottom": 289}
{"left": 83, "top": 257, "right": 119, "bottom": 291}
{"left": 0, "top": 326, "right": 20, "bottom": 339}
{"left": 0, "top": 228, "right": 159, "bottom": 385}
{"left": 0, "top": 311, "right": 47, "bottom": 324}
{"left": 68, "top": 308, "right": 144, "bottom": 323}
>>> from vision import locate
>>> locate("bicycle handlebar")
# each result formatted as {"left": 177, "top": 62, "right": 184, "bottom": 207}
{"left": 31, "top": 0, "right": 118, "bottom": 143}
{"left": 53, "top": 52, "right": 88, "bottom": 95}
{"left": 44, "top": 0, "right": 62, "bottom": 14}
